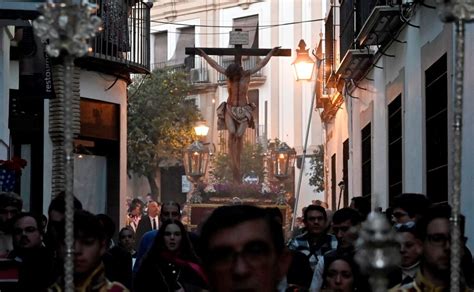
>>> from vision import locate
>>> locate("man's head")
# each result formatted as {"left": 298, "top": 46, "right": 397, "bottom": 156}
{"left": 129, "top": 198, "right": 143, "bottom": 217}
{"left": 11, "top": 212, "right": 43, "bottom": 250}
{"left": 395, "top": 222, "right": 423, "bottom": 268}
{"left": 0, "top": 192, "right": 23, "bottom": 225}
{"left": 66, "top": 211, "right": 106, "bottom": 277}
{"left": 416, "top": 204, "right": 452, "bottom": 281}
{"left": 332, "top": 208, "right": 362, "bottom": 249}
{"left": 200, "top": 205, "right": 291, "bottom": 292}
{"left": 47, "top": 191, "right": 83, "bottom": 223}
{"left": 160, "top": 201, "right": 181, "bottom": 222}
{"left": 118, "top": 226, "right": 135, "bottom": 253}
{"left": 303, "top": 205, "right": 328, "bottom": 236}
{"left": 392, "top": 193, "right": 431, "bottom": 224}
{"left": 147, "top": 201, "right": 159, "bottom": 218}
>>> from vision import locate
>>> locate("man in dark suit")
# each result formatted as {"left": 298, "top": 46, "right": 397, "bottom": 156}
{"left": 134, "top": 201, "right": 159, "bottom": 249}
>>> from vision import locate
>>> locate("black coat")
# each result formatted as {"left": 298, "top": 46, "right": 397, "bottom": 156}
{"left": 135, "top": 217, "right": 158, "bottom": 250}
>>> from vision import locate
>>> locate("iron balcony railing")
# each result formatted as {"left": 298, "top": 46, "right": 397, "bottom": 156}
{"left": 151, "top": 56, "right": 210, "bottom": 83}
{"left": 85, "top": 0, "right": 151, "bottom": 74}
{"left": 357, "top": 0, "right": 392, "bottom": 31}
{"left": 340, "top": 0, "right": 393, "bottom": 58}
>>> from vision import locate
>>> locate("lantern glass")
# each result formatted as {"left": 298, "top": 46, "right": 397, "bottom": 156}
{"left": 194, "top": 120, "right": 210, "bottom": 138}
{"left": 292, "top": 39, "right": 315, "bottom": 81}
{"left": 271, "top": 142, "right": 296, "bottom": 180}
{"left": 183, "top": 141, "right": 209, "bottom": 180}
{"left": 293, "top": 60, "right": 315, "bottom": 81}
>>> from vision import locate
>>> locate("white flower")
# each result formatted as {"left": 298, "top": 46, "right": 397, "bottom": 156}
{"left": 204, "top": 184, "right": 216, "bottom": 193}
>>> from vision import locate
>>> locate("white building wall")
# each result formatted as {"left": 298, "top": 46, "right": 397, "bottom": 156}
{"left": 326, "top": 5, "right": 474, "bottom": 249}
{"left": 43, "top": 71, "right": 129, "bottom": 224}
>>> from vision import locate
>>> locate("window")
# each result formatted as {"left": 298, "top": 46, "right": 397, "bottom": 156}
{"left": 171, "top": 26, "right": 195, "bottom": 65}
{"left": 388, "top": 95, "right": 402, "bottom": 204}
{"left": 425, "top": 54, "right": 448, "bottom": 203}
{"left": 342, "top": 139, "right": 349, "bottom": 207}
{"left": 361, "top": 123, "right": 371, "bottom": 198}
{"left": 232, "top": 15, "right": 259, "bottom": 49}
{"left": 153, "top": 31, "right": 168, "bottom": 66}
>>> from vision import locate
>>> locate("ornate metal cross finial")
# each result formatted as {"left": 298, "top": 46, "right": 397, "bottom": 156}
{"left": 355, "top": 211, "right": 401, "bottom": 292}
{"left": 32, "top": 1, "right": 102, "bottom": 291}
{"left": 437, "top": 0, "right": 474, "bottom": 22}
{"left": 33, "top": 0, "right": 102, "bottom": 58}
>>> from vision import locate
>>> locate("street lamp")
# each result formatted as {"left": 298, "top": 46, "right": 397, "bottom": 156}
{"left": 183, "top": 141, "right": 209, "bottom": 203}
{"left": 194, "top": 120, "right": 210, "bottom": 138}
{"left": 292, "top": 39, "right": 316, "bottom": 81}
{"left": 291, "top": 39, "right": 318, "bottom": 231}
{"left": 270, "top": 142, "right": 296, "bottom": 204}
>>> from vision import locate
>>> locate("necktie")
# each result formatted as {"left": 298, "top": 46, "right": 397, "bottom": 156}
{"left": 152, "top": 218, "right": 157, "bottom": 230}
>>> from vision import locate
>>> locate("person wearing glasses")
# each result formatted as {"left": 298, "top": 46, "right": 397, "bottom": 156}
{"left": 199, "top": 204, "right": 291, "bottom": 292}
{"left": 287, "top": 205, "right": 337, "bottom": 275}
{"left": 7, "top": 212, "right": 55, "bottom": 291}
{"left": 391, "top": 193, "right": 431, "bottom": 225}
{"left": 391, "top": 204, "right": 472, "bottom": 291}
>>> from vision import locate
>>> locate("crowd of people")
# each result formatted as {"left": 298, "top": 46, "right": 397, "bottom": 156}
{"left": 1, "top": 190, "right": 473, "bottom": 291}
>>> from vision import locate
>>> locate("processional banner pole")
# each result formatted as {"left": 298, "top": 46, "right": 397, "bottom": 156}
{"left": 436, "top": 1, "right": 474, "bottom": 291}
{"left": 33, "top": 1, "right": 101, "bottom": 291}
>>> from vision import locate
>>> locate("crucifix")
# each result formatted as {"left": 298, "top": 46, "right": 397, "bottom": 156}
{"left": 186, "top": 30, "right": 291, "bottom": 183}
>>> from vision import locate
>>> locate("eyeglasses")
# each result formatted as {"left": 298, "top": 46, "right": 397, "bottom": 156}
{"left": 394, "top": 221, "right": 416, "bottom": 231}
{"left": 427, "top": 234, "right": 451, "bottom": 246}
{"left": 207, "top": 240, "right": 272, "bottom": 269}
{"left": 392, "top": 211, "right": 409, "bottom": 219}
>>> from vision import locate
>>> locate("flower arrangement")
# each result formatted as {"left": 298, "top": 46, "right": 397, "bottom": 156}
{"left": 0, "top": 157, "right": 27, "bottom": 192}
{"left": 198, "top": 181, "right": 280, "bottom": 202}
{"left": 0, "top": 157, "right": 27, "bottom": 174}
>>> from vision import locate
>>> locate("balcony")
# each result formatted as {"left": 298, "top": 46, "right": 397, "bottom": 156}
{"left": 151, "top": 56, "right": 211, "bottom": 85}
{"left": 77, "top": 0, "right": 152, "bottom": 77}
{"left": 336, "top": 49, "right": 374, "bottom": 82}
{"left": 357, "top": 2, "right": 405, "bottom": 48}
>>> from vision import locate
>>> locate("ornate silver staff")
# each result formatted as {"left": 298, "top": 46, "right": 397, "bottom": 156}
{"left": 33, "top": 1, "right": 101, "bottom": 290}
{"left": 436, "top": 1, "right": 474, "bottom": 291}
{"left": 354, "top": 212, "right": 401, "bottom": 292}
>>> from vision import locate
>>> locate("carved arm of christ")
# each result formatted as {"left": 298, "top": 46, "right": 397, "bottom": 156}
{"left": 186, "top": 47, "right": 291, "bottom": 106}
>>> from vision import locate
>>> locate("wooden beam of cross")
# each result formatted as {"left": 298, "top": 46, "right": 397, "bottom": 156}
{"left": 185, "top": 47, "right": 291, "bottom": 65}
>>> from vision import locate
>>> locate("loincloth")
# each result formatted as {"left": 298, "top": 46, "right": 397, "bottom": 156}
{"left": 216, "top": 102, "right": 256, "bottom": 130}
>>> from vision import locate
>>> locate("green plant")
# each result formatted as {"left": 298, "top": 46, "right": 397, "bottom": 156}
{"left": 127, "top": 69, "right": 201, "bottom": 199}
{"left": 307, "top": 145, "right": 325, "bottom": 193}
{"left": 210, "top": 142, "right": 266, "bottom": 183}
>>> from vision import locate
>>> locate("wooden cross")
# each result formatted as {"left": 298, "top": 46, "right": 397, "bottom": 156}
{"left": 185, "top": 30, "right": 291, "bottom": 183}
{"left": 186, "top": 28, "right": 290, "bottom": 64}
{"left": 185, "top": 46, "right": 291, "bottom": 66}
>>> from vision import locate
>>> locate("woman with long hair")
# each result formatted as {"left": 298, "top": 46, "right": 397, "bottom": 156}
{"left": 321, "top": 254, "right": 365, "bottom": 292}
{"left": 134, "top": 219, "right": 208, "bottom": 292}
